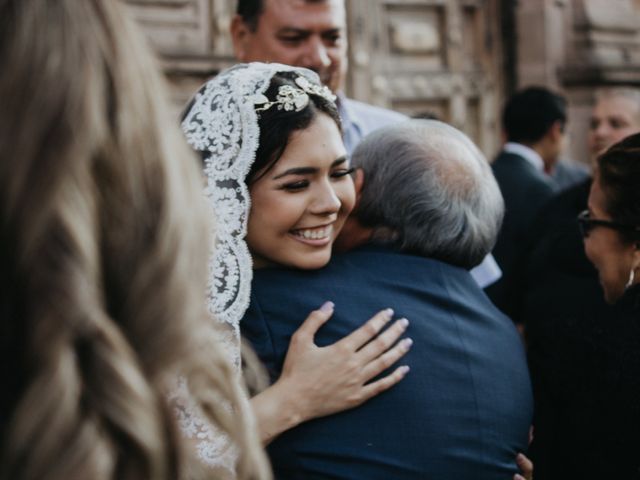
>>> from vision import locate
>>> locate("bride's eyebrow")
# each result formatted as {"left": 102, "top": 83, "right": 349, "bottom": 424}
{"left": 271, "top": 156, "right": 348, "bottom": 180}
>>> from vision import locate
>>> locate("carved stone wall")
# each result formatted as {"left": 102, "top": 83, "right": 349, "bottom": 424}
{"left": 515, "top": 0, "right": 640, "bottom": 164}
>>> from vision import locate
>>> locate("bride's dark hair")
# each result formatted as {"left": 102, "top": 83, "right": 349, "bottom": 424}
{"left": 248, "top": 70, "right": 342, "bottom": 183}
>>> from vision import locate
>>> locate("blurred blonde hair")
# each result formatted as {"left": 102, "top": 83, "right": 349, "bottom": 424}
{"left": 0, "top": 0, "right": 269, "bottom": 478}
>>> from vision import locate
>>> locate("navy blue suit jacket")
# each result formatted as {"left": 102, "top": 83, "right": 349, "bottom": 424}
{"left": 242, "top": 245, "right": 533, "bottom": 480}
{"left": 487, "top": 151, "right": 556, "bottom": 319}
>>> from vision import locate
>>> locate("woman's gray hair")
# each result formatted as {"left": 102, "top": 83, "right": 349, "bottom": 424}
{"left": 351, "top": 119, "right": 504, "bottom": 269}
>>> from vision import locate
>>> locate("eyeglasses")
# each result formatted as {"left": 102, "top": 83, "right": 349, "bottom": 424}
{"left": 577, "top": 210, "right": 640, "bottom": 238}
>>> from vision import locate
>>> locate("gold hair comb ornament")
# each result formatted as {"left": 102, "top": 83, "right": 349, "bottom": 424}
{"left": 294, "top": 76, "right": 336, "bottom": 102}
{"left": 253, "top": 75, "right": 336, "bottom": 113}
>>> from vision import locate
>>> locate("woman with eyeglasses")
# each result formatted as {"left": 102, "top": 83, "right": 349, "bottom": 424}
{"left": 530, "top": 133, "right": 640, "bottom": 480}
{"left": 579, "top": 133, "right": 640, "bottom": 302}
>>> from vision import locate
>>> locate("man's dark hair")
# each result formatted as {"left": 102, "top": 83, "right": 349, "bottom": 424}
{"left": 502, "top": 86, "right": 567, "bottom": 144}
{"left": 236, "top": 0, "right": 263, "bottom": 31}
{"left": 236, "top": 0, "right": 328, "bottom": 31}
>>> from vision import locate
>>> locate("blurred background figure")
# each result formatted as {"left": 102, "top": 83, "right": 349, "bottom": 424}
{"left": 0, "top": 1, "right": 268, "bottom": 479}
{"left": 522, "top": 88, "right": 640, "bottom": 322}
{"left": 523, "top": 90, "right": 640, "bottom": 479}
{"left": 588, "top": 88, "right": 640, "bottom": 161}
{"left": 551, "top": 155, "right": 590, "bottom": 192}
{"left": 486, "top": 86, "right": 567, "bottom": 320}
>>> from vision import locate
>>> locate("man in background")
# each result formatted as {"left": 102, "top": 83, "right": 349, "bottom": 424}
{"left": 486, "top": 86, "right": 567, "bottom": 318}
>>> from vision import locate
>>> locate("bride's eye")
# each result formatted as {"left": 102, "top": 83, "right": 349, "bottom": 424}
{"left": 280, "top": 180, "right": 309, "bottom": 191}
{"left": 331, "top": 167, "right": 355, "bottom": 179}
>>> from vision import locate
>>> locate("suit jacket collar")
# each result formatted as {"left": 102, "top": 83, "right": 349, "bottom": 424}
{"left": 503, "top": 142, "right": 545, "bottom": 173}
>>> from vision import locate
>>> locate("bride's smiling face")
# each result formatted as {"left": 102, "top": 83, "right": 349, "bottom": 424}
{"left": 247, "top": 112, "right": 355, "bottom": 269}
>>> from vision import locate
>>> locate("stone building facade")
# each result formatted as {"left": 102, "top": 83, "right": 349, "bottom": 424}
{"left": 126, "top": 0, "right": 640, "bottom": 163}
{"left": 514, "top": 0, "right": 640, "bottom": 164}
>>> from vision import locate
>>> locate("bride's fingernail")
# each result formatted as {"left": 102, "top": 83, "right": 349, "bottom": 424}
{"left": 320, "top": 301, "right": 334, "bottom": 312}
{"left": 401, "top": 338, "right": 413, "bottom": 350}
{"left": 398, "top": 318, "right": 409, "bottom": 328}
{"left": 384, "top": 308, "right": 394, "bottom": 318}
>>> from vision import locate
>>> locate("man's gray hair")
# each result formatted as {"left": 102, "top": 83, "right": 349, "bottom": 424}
{"left": 351, "top": 119, "right": 504, "bottom": 269}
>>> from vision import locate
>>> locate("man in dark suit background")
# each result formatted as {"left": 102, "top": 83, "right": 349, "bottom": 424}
{"left": 242, "top": 120, "right": 533, "bottom": 480}
{"left": 486, "top": 87, "right": 567, "bottom": 320}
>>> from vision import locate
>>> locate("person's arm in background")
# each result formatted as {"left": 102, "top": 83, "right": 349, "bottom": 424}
{"left": 514, "top": 452, "right": 534, "bottom": 480}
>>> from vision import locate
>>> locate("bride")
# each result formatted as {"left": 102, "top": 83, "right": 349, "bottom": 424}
{"left": 180, "top": 62, "right": 411, "bottom": 472}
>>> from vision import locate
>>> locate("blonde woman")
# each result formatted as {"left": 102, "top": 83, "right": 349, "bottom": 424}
{"left": 0, "top": 1, "right": 268, "bottom": 479}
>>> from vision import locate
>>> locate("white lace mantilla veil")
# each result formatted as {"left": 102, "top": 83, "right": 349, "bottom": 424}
{"left": 175, "top": 62, "right": 325, "bottom": 472}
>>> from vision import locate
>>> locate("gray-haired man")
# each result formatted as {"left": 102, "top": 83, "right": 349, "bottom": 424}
{"left": 242, "top": 120, "right": 533, "bottom": 479}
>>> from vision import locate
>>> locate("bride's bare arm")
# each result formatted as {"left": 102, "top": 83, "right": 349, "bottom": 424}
{"left": 250, "top": 302, "right": 411, "bottom": 444}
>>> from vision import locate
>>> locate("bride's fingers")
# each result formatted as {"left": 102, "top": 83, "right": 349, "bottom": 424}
{"left": 290, "top": 301, "right": 335, "bottom": 346}
{"left": 357, "top": 317, "right": 409, "bottom": 362}
{"left": 360, "top": 336, "right": 413, "bottom": 380}
{"left": 359, "top": 365, "right": 411, "bottom": 402}
{"left": 335, "top": 308, "right": 395, "bottom": 351}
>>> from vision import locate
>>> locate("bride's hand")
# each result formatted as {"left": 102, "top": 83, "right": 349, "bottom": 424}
{"left": 251, "top": 301, "right": 411, "bottom": 444}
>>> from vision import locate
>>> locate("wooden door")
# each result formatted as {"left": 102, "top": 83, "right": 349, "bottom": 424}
{"left": 346, "top": 0, "right": 505, "bottom": 156}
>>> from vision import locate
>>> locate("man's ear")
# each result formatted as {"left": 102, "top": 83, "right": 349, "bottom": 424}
{"left": 548, "top": 120, "right": 564, "bottom": 142}
{"left": 230, "top": 15, "right": 250, "bottom": 61}
{"left": 353, "top": 168, "right": 365, "bottom": 206}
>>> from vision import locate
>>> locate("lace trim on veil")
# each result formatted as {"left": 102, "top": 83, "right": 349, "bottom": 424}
{"left": 178, "top": 63, "right": 323, "bottom": 469}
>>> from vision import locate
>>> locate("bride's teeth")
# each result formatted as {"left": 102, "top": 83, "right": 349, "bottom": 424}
{"left": 296, "top": 226, "right": 330, "bottom": 239}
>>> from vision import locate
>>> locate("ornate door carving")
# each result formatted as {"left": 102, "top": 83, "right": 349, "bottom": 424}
{"left": 346, "top": 0, "right": 504, "bottom": 156}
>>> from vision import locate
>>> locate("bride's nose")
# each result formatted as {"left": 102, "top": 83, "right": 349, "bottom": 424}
{"left": 310, "top": 180, "right": 341, "bottom": 215}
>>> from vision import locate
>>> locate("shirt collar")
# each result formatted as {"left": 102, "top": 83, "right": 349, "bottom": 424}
{"left": 503, "top": 142, "right": 545, "bottom": 172}
{"left": 337, "top": 93, "right": 363, "bottom": 134}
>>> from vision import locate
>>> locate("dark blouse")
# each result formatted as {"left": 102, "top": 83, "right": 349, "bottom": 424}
{"left": 528, "top": 284, "right": 640, "bottom": 479}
